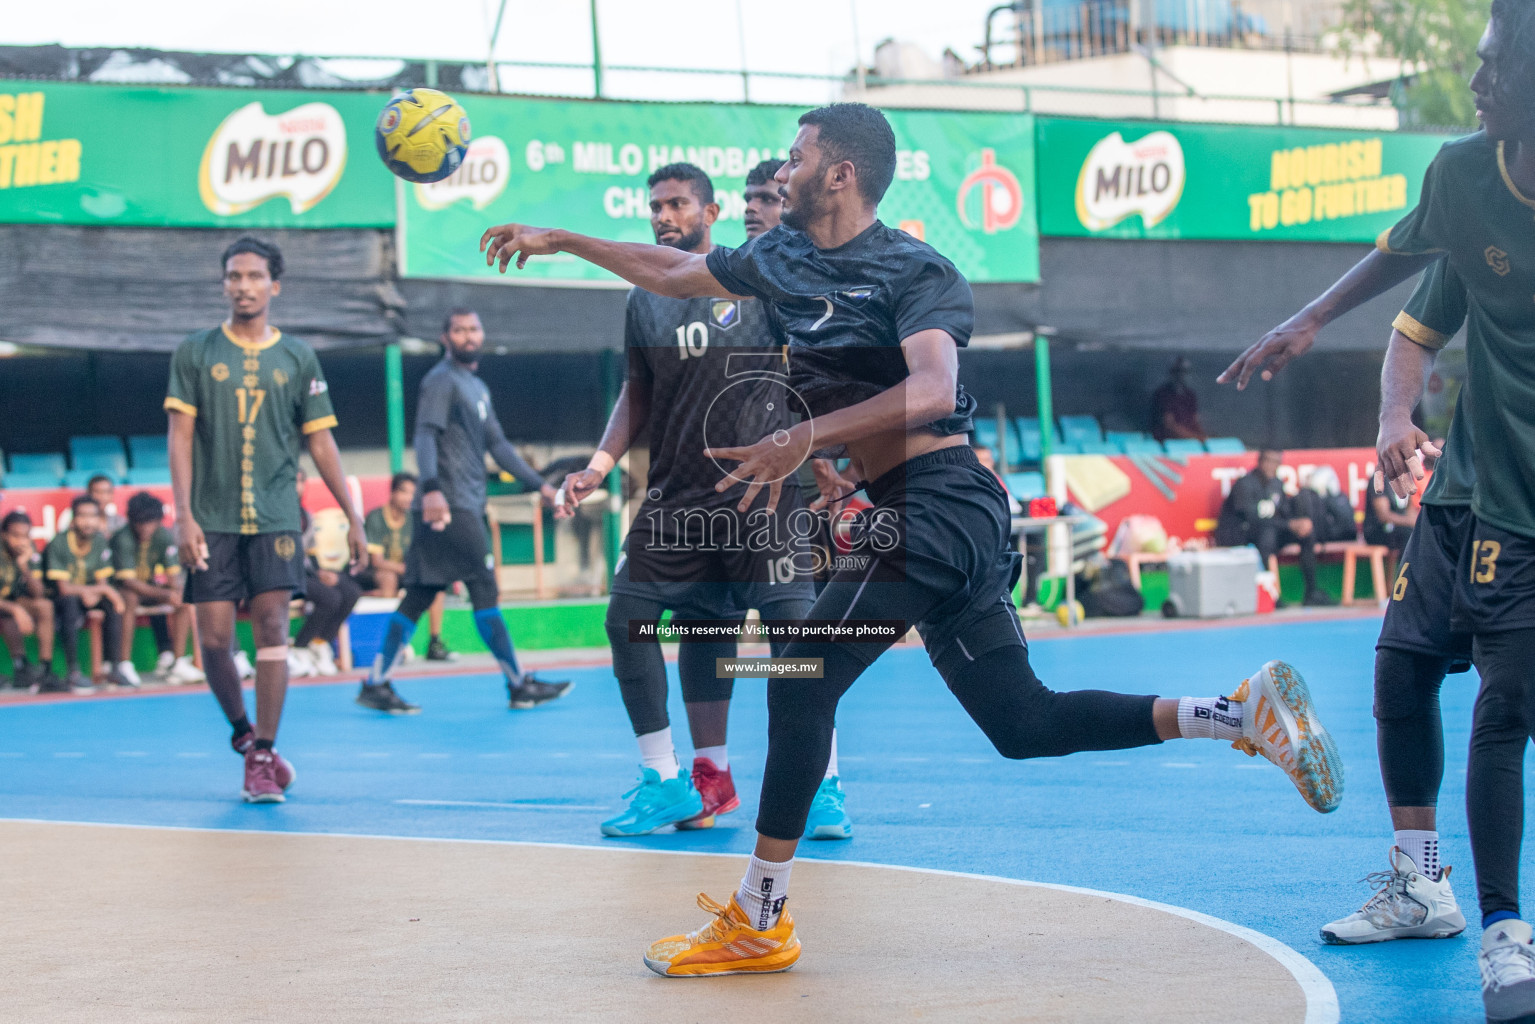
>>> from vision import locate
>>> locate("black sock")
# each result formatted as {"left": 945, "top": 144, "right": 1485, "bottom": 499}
{"left": 254, "top": 738, "right": 274, "bottom": 752}
{"left": 230, "top": 715, "right": 252, "bottom": 740}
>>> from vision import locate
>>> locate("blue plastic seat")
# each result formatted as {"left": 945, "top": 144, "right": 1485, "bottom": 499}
{"left": 124, "top": 467, "right": 172, "bottom": 486}
{"left": 2, "top": 471, "right": 65, "bottom": 490}
{"left": 64, "top": 467, "right": 123, "bottom": 488}
{"left": 1119, "top": 437, "right": 1167, "bottom": 455}
{"left": 1073, "top": 437, "right": 1115, "bottom": 455}
{"left": 1059, "top": 415, "right": 1104, "bottom": 445}
{"left": 972, "top": 419, "right": 1000, "bottom": 450}
{"left": 1204, "top": 437, "right": 1247, "bottom": 454}
{"left": 70, "top": 435, "right": 125, "bottom": 461}
{"left": 1003, "top": 471, "right": 1047, "bottom": 502}
{"left": 1163, "top": 438, "right": 1207, "bottom": 457}
{"left": 1105, "top": 431, "right": 1148, "bottom": 448}
{"left": 127, "top": 435, "right": 169, "bottom": 468}
{"left": 8, "top": 452, "right": 66, "bottom": 479}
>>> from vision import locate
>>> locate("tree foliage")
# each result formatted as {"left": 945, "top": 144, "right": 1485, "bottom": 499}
{"left": 1337, "top": 0, "right": 1490, "bottom": 128}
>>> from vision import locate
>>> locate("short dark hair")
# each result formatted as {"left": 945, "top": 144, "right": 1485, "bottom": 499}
{"left": 1, "top": 510, "right": 31, "bottom": 532}
{"left": 390, "top": 472, "right": 418, "bottom": 492}
{"left": 746, "top": 158, "right": 785, "bottom": 187}
{"left": 87, "top": 474, "right": 113, "bottom": 491}
{"left": 221, "top": 236, "right": 284, "bottom": 280}
{"left": 797, "top": 104, "right": 897, "bottom": 204}
{"left": 70, "top": 495, "right": 99, "bottom": 516}
{"left": 126, "top": 491, "right": 164, "bottom": 525}
{"left": 647, "top": 162, "right": 714, "bottom": 205}
{"left": 441, "top": 307, "right": 478, "bottom": 335}
{"left": 1491, "top": 0, "right": 1535, "bottom": 113}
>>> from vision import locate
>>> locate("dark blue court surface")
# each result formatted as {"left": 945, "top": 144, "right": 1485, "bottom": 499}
{"left": 0, "top": 616, "right": 1512, "bottom": 1023}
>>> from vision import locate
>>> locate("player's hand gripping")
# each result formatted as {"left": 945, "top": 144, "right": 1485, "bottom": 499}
{"left": 1376, "top": 417, "right": 1442, "bottom": 500}
{"left": 175, "top": 515, "right": 210, "bottom": 572}
{"left": 480, "top": 224, "right": 562, "bottom": 273}
{"left": 556, "top": 469, "right": 604, "bottom": 520}
{"left": 808, "top": 458, "right": 859, "bottom": 514}
{"left": 422, "top": 490, "right": 453, "bottom": 532}
{"left": 1219, "top": 310, "right": 1322, "bottom": 390}
{"left": 706, "top": 424, "right": 809, "bottom": 514}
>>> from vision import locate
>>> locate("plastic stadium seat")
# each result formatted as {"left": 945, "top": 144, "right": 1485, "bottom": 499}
{"left": 1072, "top": 438, "right": 1115, "bottom": 455}
{"left": 1105, "top": 431, "right": 1149, "bottom": 447}
{"left": 2, "top": 471, "right": 65, "bottom": 490}
{"left": 1119, "top": 437, "right": 1167, "bottom": 455}
{"left": 8, "top": 452, "right": 67, "bottom": 479}
{"left": 972, "top": 419, "right": 999, "bottom": 450}
{"left": 1003, "top": 471, "right": 1047, "bottom": 502}
{"left": 1204, "top": 437, "right": 1247, "bottom": 454}
{"left": 64, "top": 468, "right": 122, "bottom": 489}
{"left": 1162, "top": 439, "right": 1207, "bottom": 458}
{"left": 123, "top": 467, "right": 172, "bottom": 486}
{"left": 1059, "top": 415, "right": 1104, "bottom": 444}
{"left": 127, "top": 435, "right": 170, "bottom": 468}
{"left": 71, "top": 451, "right": 128, "bottom": 478}
{"left": 70, "top": 435, "right": 125, "bottom": 460}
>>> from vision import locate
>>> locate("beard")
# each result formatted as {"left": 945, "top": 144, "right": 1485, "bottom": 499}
{"left": 447, "top": 341, "right": 481, "bottom": 364}
{"left": 657, "top": 223, "right": 707, "bottom": 252}
{"left": 779, "top": 174, "right": 825, "bottom": 232}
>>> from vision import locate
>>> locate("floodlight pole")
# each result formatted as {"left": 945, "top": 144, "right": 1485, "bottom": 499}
{"left": 590, "top": 0, "right": 605, "bottom": 99}
{"left": 385, "top": 342, "right": 406, "bottom": 474}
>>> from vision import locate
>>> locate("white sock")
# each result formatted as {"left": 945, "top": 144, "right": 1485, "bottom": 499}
{"left": 824, "top": 729, "right": 839, "bottom": 779}
{"left": 1177, "top": 696, "right": 1244, "bottom": 741}
{"left": 636, "top": 728, "right": 679, "bottom": 780}
{"left": 694, "top": 744, "right": 728, "bottom": 770}
{"left": 1396, "top": 830, "right": 1441, "bottom": 879}
{"left": 736, "top": 854, "right": 794, "bottom": 931}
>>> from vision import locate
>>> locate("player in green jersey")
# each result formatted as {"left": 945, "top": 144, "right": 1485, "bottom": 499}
{"left": 166, "top": 237, "right": 367, "bottom": 804}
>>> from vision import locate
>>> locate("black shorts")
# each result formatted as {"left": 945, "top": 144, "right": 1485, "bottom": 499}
{"left": 852, "top": 445, "right": 1024, "bottom": 675}
{"left": 1376, "top": 504, "right": 1473, "bottom": 670}
{"left": 611, "top": 494, "right": 816, "bottom": 614}
{"left": 184, "top": 531, "right": 306, "bottom": 604}
{"left": 403, "top": 510, "right": 496, "bottom": 589}
{"left": 1450, "top": 514, "right": 1535, "bottom": 635}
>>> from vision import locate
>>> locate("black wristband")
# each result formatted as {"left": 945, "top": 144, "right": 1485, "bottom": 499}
{"left": 420, "top": 478, "right": 443, "bottom": 494}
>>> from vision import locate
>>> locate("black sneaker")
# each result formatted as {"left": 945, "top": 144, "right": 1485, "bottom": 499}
{"left": 1303, "top": 589, "right": 1339, "bottom": 608}
{"left": 31, "top": 668, "right": 68, "bottom": 694}
{"left": 507, "top": 674, "right": 573, "bottom": 709}
{"left": 0, "top": 672, "right": 12, "bottom": 691}
{"left": 356, "top": 681, "right": 421, "bottom": 715}
{"left": 14, "top": 663, "right": 43, "bottom": 690}
{"left": 65, "top": 670, "right": 97, "bottom": 694}
{"left": 425, "top": 637, "right": 457, "bottom": 662}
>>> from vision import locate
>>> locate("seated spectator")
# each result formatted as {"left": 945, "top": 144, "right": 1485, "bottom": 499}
{"left": 1298, "top": 466, "right": 1359, "bottom": 543}
{"left": 110, "top": 492, "right": 204, "bottom": 685}
{"left": 1149, "top": 356, "right": 1208, "bottom": 443}
{"left": 87, "top": 475, "right": 126, "bottom": 534}
{"left": 1363, "top": 475, "right": 1417, "bottom": 556}
{"left": 43, "top": 495, "right": 130, "bottom": 691}
{"left": 1213, "top": 449, "right": 1336, "bottom": 607}
{"left": 290, "top": 467, "right": 361, "bottom": 677}
{"left": 356, "top": 472, "right": 453, "bottom": 661}
{"left": 0, "top": 510, "right": 62, "bottom": 692}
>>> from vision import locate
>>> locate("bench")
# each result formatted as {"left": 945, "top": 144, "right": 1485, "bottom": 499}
{"left": 1270, "top": 541, "right": 1391, "bottom": 607}
{"left": 84, "top": 601, "right": 351, "bottom": 680}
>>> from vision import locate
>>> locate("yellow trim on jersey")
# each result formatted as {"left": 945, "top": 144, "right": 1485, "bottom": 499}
{"left": 163, "top": 397, "right": 198, "bottom": 417}
{"left": 366, "top": 542, "right": 385, "bottom": 556}
{"left": 301, "top": 414, "right": 339, "bottom": 435}
{"left": 45, "top": 570, "right": 70, "bottom": 581}
{"left": 1393, "top": 311, "right": 1450, "bottom": 350}
{"left": 221, "top": 323, "right": 282, "bottom": 352}
{"left": 94, "top": 567, "right": 114, "bottom": 580}
{"left": 1375, "top": 226, "right": 1397, "bottom": 253}
{"left": 1498, "top": 142, "right": 1535, "bottom": 211}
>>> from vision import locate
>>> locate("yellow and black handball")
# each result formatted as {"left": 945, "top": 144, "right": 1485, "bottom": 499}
{"left": 374, "top": 88, "right": 470, "bottom": 184}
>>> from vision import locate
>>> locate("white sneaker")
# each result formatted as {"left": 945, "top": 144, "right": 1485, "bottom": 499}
{"left": 1321, "top": 847, "right": 1466, "bottom": 944}
{"left": 233, "top": 649, "right": 255, "bottom": 680}
{"left": 154, "top": 650, "right": 176, "bottom": 677}
{"left": 307, "top": 640, "right": 339, "bottom": 676}
{"left": 1229, "top": 660, "right": 1344, "bottom": 813}
{"left": 115, "top": 661, "right": 142, "bottom": 687}
{"left": 168, "top": 655, "right": 206, "bottom": 685}
{"left": 286, "top": 647, "right": 317, "bottom": 678}
{"left": 1482, "top": 918, "right": 1535, "bottom": 1021}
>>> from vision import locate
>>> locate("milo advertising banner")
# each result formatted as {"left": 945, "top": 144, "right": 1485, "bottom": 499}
{"left": 0, "top": 81, "right": 391, "bottom": 227}
{"left": 399, "top": 98, "right": 1038, "bottom": 284}
{"left": 1035, "top": 116, "right": 1457, "bottom": 242}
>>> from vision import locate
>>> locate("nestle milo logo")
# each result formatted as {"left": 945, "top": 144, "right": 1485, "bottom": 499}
{"left": 198, "top": 101, "right": 348, "bottom": 216}
{"left": 1074, "top": 130, "right": 1186, "bottom": 232}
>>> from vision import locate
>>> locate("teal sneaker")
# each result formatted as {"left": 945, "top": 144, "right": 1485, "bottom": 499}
{"left": 804, "top": 775, "right": 853, "bottom": 840}
{"left": 600, "top": 767, "right": 705, "bottom": 837}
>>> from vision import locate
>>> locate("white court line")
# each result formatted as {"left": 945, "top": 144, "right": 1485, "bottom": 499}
{"left": 116, "top": 751, "right": 148, "bottom": 757}
{"left": 417, "top": 753, "right": 451, "bottom": 759}
{"left": 0, "top": 752, "right": 25, "bottom": 758}
{"left": 1161, "top": 762, "right": 1201, "bottom": 768}
{"left": 0, "top": 816, "right": 1339, "bottom": 1024}
{"left": 394, "top": 799, "right": 611, "bottom": 812}
{"left": 53, "top": 752, "right": 85, "bottom": 758}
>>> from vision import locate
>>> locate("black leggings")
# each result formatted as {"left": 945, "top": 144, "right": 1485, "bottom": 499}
{"left": 1467, "top": 628, "right": 1535, "bottom": 918}
{"left": 295, "top": 570, "right": 362, "bottom": 647}
{"left": 1373, "top": 647, "right": 1452, "bottom": 808}
{"left": 755, "top": 571, "right": 1162, "bottom": 841}
{"left": 55, "top": 595, "right": 121, "bottom": 671}
{"left": 605, "top": 591, "right": 815, "bottom": 737}
{"left": 396, "top": 575, "right": 497, "bottom": 622}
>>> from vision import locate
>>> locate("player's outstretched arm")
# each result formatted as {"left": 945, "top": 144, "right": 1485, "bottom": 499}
{"left": 1219, "top": 249, "right": 1436, "bottom": 389}
{"left": 479, "top": 224, "right": 742, "bottom": 299}
{"left": 1376, "top": 331, "right": 1442, "bottom": 500}
{"left": 306, "top": 428, "right": 369, "bottom": 569}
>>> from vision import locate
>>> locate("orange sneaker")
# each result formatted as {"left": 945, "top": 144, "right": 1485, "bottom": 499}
{"left": 1230, "top": 660, "right": 1344, "bottom": 814}
{"left": 676, "top": 757, "right": 740, "bottom": 831}
{"left": 643, "top": 893, "right": 801, "bottom": 978}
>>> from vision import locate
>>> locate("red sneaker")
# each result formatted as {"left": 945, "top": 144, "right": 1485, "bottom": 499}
{"left": 677, "top": 757, "right": 740, "bottom": 830}
{"left": 272, "top": 751, "right": 296, "bottom": 792}
{"left": 242, "top": 749, "right": 285, "bottom": 804}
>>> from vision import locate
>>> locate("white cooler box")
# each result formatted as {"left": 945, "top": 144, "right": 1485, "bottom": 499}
{"left": 1162, "top": 547, "right": 1261, "bottom": 618}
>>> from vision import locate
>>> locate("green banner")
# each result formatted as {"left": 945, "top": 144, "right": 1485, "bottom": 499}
{"left": 0, "top": 80, "right": 392, "bottom": 227}
{"left": 399, "top": 98, "right": 1038, "bottom": 284}
{"left": 1035, "top": 116, "right": 1456, "bottom": 242}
